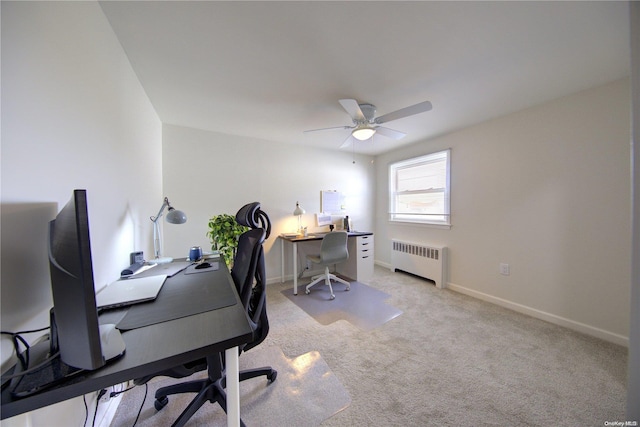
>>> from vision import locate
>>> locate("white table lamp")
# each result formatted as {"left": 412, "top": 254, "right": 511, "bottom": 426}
{"left": 151, "top": 197, "right": 187, "bottom": 263}
{"left": 293, "top": 201, "right": 305, "bottom": 234}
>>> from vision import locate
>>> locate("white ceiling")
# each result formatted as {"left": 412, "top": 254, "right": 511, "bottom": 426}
{"left": 99, "top": 1, "right": 630, "bottom": 155}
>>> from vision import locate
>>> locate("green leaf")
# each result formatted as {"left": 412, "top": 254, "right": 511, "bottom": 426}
{"left": 206, "top": 213, "right": 249, "bottom": 268}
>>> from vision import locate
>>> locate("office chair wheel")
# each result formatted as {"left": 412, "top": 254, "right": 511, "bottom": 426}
{"left": 154, "top": 396, "right": 169, "bottom": 411}
{"left": 305, "top": 289, "right": 310, "bottom": 295}
{"left": 267, "top": 370, "right": 278, "bottom": 384}
{"left": 330, "top": 294, "right": 335, "bottom": 300}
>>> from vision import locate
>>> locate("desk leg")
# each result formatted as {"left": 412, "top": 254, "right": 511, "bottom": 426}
{"left": 280, "top": 238, "right": 285, "bottom": 283}
{"left": 225, "top": 346, "right": 240, "bottom": 427}
{"left": 293, "top": 242, "right": 298, "bottom": 295}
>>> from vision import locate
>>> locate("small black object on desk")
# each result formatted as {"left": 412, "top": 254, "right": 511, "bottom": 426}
{"left": 121, "top": 262, "right": 145, "bottom": 276}
{"left": 195, "top": 262, "right": 212, "bottom": 270}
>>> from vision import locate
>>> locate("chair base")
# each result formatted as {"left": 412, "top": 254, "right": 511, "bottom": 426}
{"left": 153, "top": 354, "right": 277, "bottom": 427}
{"left": 305, "top": 266, "right": 350, "bottom": 300}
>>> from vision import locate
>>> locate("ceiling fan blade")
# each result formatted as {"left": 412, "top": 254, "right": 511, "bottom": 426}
{"left": 339, "top": 134, "right": 353, "bottom": 149}
{"left": 339, "top": 99, "right": 365, "bottom": 122}
{"left": 374, "top": 100, "right": 432, "bottom": 124}
{"left": 303, "top": 125, "right": 352, "bottom": 134}
{"left": 375, "top": 127, "right": 407, "bottom": 140}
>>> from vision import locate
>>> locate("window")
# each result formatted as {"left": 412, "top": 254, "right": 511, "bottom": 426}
{"left": 389, "top": 149, "right": 450, "bottom": 226}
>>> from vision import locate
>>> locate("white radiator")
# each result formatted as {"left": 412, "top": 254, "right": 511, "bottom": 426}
{"left": 391, "top": 240, "right": 447, "bottom": 289}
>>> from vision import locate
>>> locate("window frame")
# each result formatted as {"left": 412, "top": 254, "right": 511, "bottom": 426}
{"left": 388, "top": 149, "right": 451, "bottom": 227}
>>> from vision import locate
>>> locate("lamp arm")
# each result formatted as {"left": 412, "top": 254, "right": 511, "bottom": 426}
{"left": 150, "top": 197, "right": 171, "bottom": 259}
{"left": 153, "top": 221, "right": 161, "bottom": 259}
{"left": 150, "top": 197, "right": 184, "bottom": 261}
{"left": 151, "top": 197, "right": 170, "bottom": 223}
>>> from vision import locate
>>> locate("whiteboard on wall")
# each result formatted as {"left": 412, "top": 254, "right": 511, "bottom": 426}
{"left": 321, "top": 190, "right": 345, "bottom": 214}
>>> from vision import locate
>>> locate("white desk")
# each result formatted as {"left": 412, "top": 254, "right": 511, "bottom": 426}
{"left": 279, "top": 232, "right": 374, "bottom": 294}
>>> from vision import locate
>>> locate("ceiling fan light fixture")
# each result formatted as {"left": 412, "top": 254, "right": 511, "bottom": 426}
{"left": 352, "top": 127, "right": 376, "bottom": 141}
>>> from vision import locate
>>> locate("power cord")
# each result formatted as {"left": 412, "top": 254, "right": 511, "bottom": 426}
{"left": 0, "top": 351, "right": 61, "bottom": 381}
{"left": 4, "top": 328, "right": 148, "bottom": 427}
{"left": 89, "top": 383, "right": 147, "bottom": 427}
{"left": 1, "top": 326, "right": 50, "bottom": 368}
{"left": 92, "top": 389, "right": 109, "bottom": 427}
{"left": 109, "top": 383, "right": 137, "bottom": 398}
{"left": 83, "top": 394, "right": 89, "bottom": 427}
{"left": 1, "top": 326, "right": 53, "bottom": 385}
{"left": 132, "top": 384, "right": 148, "bottom": 427}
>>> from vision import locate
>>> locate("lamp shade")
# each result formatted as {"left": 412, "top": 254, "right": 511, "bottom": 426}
{"left": 166, "top": 208, "right": 187, "bottom": 224}
{"left": 293, "top": 202, "right": 305, "bottom": 216}
{"left": 352, "top": 127, "right": 376, "bottom": 141}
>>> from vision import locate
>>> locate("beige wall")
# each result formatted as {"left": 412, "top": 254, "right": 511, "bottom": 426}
{"left": 161, "top": 124, "right": 376, "bottom": 282}
{"left": 376, "top": 78, "right": 631, "bottom": 345}
{"left": 627, "top": 0, "right": 640, "bottom": 418}
{"left": 1, "top": 2, "right": 162, "bottom": 425}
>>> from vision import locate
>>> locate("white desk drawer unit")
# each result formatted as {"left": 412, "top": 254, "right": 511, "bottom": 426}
{"left": 337, "top": 234, "right": 374, "bottom": 282}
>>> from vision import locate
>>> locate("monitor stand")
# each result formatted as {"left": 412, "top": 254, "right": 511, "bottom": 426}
{"left": 99, "top": 323, "right": 126, "bottom": 361}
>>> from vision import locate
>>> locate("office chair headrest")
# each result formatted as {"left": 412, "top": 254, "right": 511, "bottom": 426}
{"left": 236, "top": 202, "right": 271, "bottom": 239}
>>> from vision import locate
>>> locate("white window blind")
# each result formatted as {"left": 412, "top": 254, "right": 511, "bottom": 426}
{"left": 389, "top": 149, "right": 450, "bottom": 225}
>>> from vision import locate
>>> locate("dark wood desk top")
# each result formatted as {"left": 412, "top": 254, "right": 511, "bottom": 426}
{"left": 279, "top": 231, "right": 373, "bottom": 243}
{"left": 1, "top": 263, "right": 253, "bottom": 420}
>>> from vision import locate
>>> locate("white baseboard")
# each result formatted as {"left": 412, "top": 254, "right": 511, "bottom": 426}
{"left": 376, "top": 260, "right": 392, "bottom": 270}
{"left": 278, "top": 262, "right": 629, "bottom": 347}
{"left": 379, "top": 262, "right": 628, "bottom": 347}
{"left": 446, "top": 281, "right": 629, "bottom": 347}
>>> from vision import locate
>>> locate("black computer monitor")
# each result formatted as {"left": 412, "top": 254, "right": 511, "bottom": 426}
{"left": 48, "top": 189, "right": 123, "bottom": 370}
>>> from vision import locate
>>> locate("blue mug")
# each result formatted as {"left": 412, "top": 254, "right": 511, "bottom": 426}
{"left": 189, "top": 246, "right": 203, "bottom": 261}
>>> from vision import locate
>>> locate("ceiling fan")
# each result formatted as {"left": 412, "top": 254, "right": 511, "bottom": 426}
{"left": 304, "top": 99, "right": 433, "bottom": 148}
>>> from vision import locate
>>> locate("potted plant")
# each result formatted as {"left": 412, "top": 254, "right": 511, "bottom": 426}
{"left": 206, "top": 214, "right": 248, "bottom": 267}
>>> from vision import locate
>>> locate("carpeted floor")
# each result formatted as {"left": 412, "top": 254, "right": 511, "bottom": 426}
{"left": 265, "top": 266, "right": 628, "bottom": 426}
{"left": 112, "top": 266, "right": 628, "bottom": 426}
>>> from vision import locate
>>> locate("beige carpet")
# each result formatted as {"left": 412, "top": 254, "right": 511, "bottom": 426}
{"left": 265, "top": 267, "right": 628, "bottom": 426}
{"left": 113, "top": 266, "right": 628, "bottom": 426}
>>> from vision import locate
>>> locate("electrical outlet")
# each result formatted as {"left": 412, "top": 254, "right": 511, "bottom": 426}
{"left": 98, "top": 389, "right": 111, "bottom": 403}
{"left": 500, "top": 263, "right": 510, "bottom": 276}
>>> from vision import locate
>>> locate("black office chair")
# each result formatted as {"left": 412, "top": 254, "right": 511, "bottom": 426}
{"left": 141, "top": 203, "right": 276, "bottom": 427}
{"left": 235, "top": 201, "right": 271, "bottom": 241}
{"left": 231, "top": 202, "right": 271, "bottom": 352}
